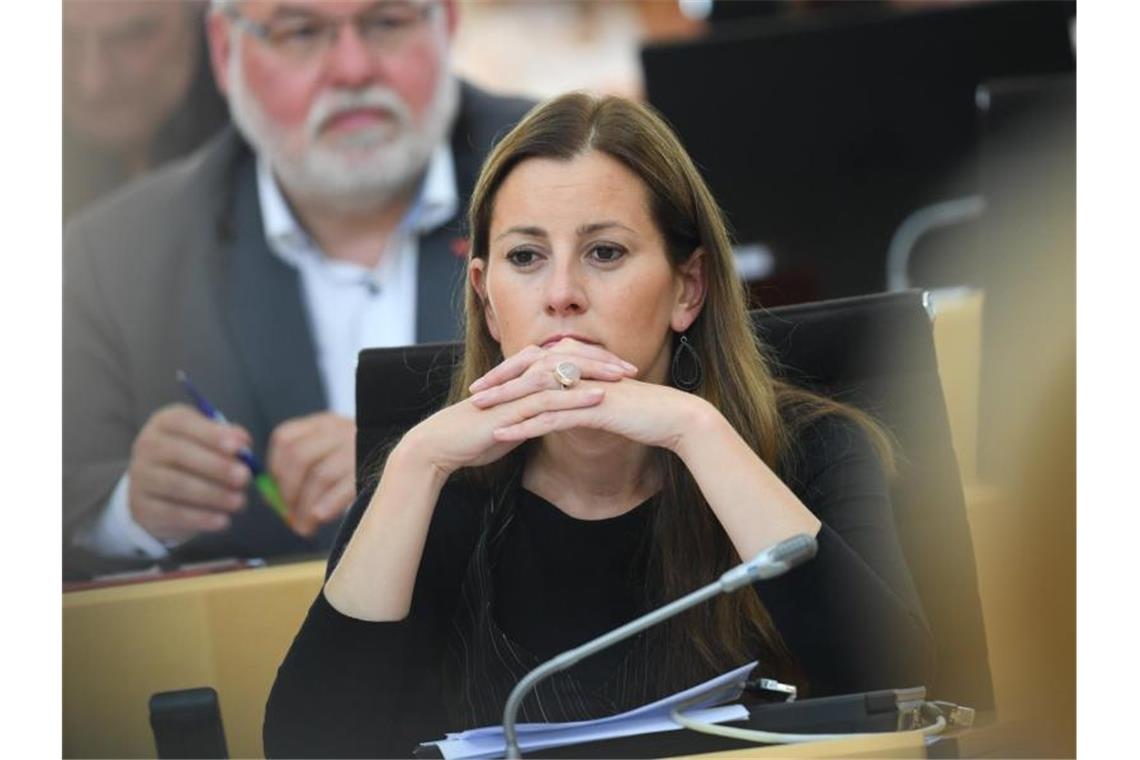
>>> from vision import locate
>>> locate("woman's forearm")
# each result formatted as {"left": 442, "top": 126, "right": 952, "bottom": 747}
{"left": 324, "top": 432, "right": 450, "bottom": 621}
{"left": 672, "top": 405, "right": 821, "bottom": 561}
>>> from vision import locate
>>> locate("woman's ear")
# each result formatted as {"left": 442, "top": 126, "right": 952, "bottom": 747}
{"left": 468, "top": 257, "right": 502, "bottom": 342}
{"left": 671, "top": 248, "right": 707, "bottom": 333}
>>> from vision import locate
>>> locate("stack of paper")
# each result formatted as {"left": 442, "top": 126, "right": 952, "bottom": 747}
{"left": 423, "top": 661, "right": 757, "bottom": 759}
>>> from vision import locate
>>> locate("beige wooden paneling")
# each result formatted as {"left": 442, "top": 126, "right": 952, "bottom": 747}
{"left": 63, "top": 561, "right": 324, "bottom": 759}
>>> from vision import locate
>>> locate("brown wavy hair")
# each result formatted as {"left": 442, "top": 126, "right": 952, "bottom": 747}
{"left": 448, "top": 92, "right": 894, "bottom": 692}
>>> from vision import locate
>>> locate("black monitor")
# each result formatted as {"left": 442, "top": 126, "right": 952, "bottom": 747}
{"left": 640, "top": 0, "right": 1075, "bottom": 303}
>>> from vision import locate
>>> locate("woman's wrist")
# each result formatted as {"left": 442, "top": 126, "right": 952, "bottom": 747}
{"left": 668, "top": 394, "right": 729, "bottom": 459}
{"left": 391, "top": 426, "right": 454, "bottom": 488}
{"left": 324, "top": 430, "right": 451, "bottom": 622}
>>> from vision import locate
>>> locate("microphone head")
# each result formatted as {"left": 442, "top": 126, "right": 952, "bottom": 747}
{"left": 720, "top": 533, "right": 819, "bottom": 590}
{"left": 765, "top": 533, "right": 818, "bottom": 567}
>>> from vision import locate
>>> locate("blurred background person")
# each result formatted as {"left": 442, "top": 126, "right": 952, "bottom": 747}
{"left": 63, "top": 0, "right": 228, "bottom": 222}
{"left": 63, "top": 0, "right": 531, "bottom": 577}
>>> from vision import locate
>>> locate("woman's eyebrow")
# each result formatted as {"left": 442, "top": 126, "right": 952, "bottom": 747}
{"left": 492, "top": 221, "right": 637, "bottom": 243}
{"left": 493, "top": 225, "right": 548, "bottom": 243}
{"left": 577, "top": 221, "right": 636, "bottom": 237}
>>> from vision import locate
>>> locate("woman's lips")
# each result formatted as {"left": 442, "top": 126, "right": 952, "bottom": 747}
{"left": 540, "top": 335, "right": 599, "bottom": 349}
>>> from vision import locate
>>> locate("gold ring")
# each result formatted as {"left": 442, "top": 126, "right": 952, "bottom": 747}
{"left": 553, "top": 361, "right": 581, "bottom": 389}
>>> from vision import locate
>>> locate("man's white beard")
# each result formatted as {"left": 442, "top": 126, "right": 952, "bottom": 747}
{"left": 226, "top": 44, "right": 459, "bottom": 212}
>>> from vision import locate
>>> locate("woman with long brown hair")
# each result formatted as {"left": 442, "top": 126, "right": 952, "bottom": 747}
{"left": 265, "top": 93, "right": 934, "bottom": 758}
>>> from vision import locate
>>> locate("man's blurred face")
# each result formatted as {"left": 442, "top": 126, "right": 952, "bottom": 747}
{"left": 63, "top": 0, "right": 197, "bottom": 152}
{"left": 211, "top": 0, "right": 459, "bottom": 210}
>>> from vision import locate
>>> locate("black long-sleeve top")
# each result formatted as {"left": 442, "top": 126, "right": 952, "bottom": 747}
{"left": 264, "top": 415, "right": 935, "bottom": 758}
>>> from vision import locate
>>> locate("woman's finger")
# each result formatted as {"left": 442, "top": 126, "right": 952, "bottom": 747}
{"left": 494, "top": 386, "right": 606, "bottom": 428}
{"left": 468, "top": 344, "right": 544, "bottom": 393}
{"left": 492, "top": 407, "right": 602, "bottom": 442}
{"left": 469, "top": 340, "right": 637, "bottom": 393}
{"left": 469, "top": 357, "right": 629, "bottom": 408}
{"left": 545, "top": 339, "right": 638, "bottom": 372}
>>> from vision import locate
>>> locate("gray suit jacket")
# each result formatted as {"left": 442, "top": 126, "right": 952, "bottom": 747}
{"left": 63, "top": 82, "right": 532, "bottom": 575}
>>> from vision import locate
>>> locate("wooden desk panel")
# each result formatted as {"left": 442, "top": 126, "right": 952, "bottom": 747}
{"left": 63, "top": 561, "right": 324, "bottom": 759}
{"left": 930, "top": 288, "right": 984, "bottom": 487}
{"left": 675, "top": 729, "right": 926, "bottom": 758}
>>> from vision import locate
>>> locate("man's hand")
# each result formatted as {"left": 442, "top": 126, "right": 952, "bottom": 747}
{"left": 128, "top": 404, "right": 252, "bottom": 543}
{"left": 268, "top": 412, "right": 356, "bottom": 538}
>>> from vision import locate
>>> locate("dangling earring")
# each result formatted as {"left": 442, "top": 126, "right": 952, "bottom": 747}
{"left": 670, "top": 332, "right": 703, "bottom": 392}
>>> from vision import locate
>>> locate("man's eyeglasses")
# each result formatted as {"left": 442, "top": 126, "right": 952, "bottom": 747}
{"left": 223, "top": 1, "right": 438, "bottom": 64}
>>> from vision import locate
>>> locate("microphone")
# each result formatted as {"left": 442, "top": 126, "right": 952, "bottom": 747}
{"left": 718, "top": 533, "right": 818, "bottom": 589}
{"left": 501, "top": 533, "right": 818, "bottom": 759}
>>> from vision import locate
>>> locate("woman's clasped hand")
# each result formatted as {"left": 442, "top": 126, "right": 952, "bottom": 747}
{"left": 406, "top": 337, "right": 714, "bottom": 477}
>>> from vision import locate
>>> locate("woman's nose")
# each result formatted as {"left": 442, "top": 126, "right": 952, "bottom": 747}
{"left": 544, "top": 260, "right": 588, "bottom": 317}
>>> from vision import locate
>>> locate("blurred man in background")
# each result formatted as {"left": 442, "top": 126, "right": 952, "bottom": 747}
{"left": 63, "top": 0, "right": 531, "bottom": 576}
{"left": 63, "top": 0, "right": 228, "bottom": 221}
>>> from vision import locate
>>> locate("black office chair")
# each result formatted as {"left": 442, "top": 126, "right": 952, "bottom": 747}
{"left": 355, "top": 290, "right": 993, "bottom": 710}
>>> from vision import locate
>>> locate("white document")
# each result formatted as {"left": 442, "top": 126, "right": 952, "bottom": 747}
{"left": 426, "top": 660, "right": 757, "bottom": 760}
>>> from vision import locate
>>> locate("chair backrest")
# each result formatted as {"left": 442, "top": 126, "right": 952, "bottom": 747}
{"left": 355, "top": 290, "right": 993, "bottom": 709}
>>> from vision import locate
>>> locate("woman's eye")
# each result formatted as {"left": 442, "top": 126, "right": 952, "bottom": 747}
{"left": 506, "top": 248, "right": 539, "bottom": 267}
{"left": 589, "top": 244, "right": 626, "bottom": 263}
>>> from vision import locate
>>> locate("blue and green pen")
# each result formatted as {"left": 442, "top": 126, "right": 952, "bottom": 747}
{"left": 176, "top": 370, "right": 292, "bottom": 528}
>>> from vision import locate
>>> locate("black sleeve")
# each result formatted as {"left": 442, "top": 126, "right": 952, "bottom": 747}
{"left": 756, "top": 415, "right": 937, "bottom": 697}
{"left": 263, "top": 479, "right": 484, "bottom": 758}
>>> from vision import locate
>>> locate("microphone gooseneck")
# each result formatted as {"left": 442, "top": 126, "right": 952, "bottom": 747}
{"left": 501, "top": 532, "right": 819, "bottom": 759}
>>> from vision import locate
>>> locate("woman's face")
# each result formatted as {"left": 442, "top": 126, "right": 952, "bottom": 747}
{"left": 470, "top": 150, "right": 705, "bottom": 385}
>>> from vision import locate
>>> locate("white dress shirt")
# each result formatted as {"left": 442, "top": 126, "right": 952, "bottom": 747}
{"left": 74, "top": 146, "right": 459, "bottom": 560}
